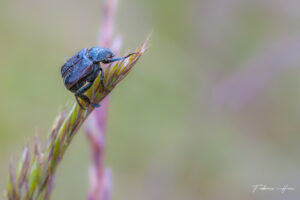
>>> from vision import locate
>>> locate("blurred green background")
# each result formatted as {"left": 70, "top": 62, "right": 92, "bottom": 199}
{"left": 1, "top": 0, "right": 300, "bottom": 199}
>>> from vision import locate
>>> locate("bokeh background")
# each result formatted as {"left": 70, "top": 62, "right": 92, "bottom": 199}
{"left": 1, "top": 0, "right": 300, "bottom": 199}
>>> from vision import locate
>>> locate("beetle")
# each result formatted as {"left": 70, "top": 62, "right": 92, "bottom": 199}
{"left": 61, "top": 47, "right": 135, "bottom": 109}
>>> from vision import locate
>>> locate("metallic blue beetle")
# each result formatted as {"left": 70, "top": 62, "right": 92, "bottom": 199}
{"left": 61, "top": 47, "right": 134, "bottom": 109}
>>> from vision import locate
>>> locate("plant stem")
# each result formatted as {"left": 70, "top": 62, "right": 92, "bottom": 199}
{"left": 6, "top": 37, "right": 149, "bottom": 200}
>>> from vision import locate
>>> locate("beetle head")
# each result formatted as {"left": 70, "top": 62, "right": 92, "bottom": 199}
{"left": 88, "top": 47, "right": 115, "bottom": 63}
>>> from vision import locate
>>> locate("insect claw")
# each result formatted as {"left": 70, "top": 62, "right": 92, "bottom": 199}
{"left": 90, "top": 103, "right": 101, "bottom": 108}
{"left": 104, "top": 88, "right": 111, "bottom": 93}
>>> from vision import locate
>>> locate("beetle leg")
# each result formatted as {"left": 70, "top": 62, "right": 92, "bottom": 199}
{"left": 102, "top": 53, "right": 136, "bottom": 64}
{"left": 87, "top": 63, "right": 109, "bottom": 92}
{"left": 99, "top": 66, "right": 104, "bottom": 88}
{"left": 90, "top": 63, "right": 104, "bottom": 89}
{"left": 75, "top": 82, "right": 100, "bottom": 109}
{"left": 99, "top": 67, "right": 111, "bottom": 93}
{"left": 76, "top": 93, "right": 100, "bottom": 109}
{"left": 75, "top": 95, "right": 86, "bottom": 110}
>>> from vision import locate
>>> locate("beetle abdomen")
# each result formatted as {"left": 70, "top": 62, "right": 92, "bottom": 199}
{"left": 61, "top": 48, "right": 88, "bottom": 77}
{"left": 63, "top": 58, "right": 94, "bottom": 90}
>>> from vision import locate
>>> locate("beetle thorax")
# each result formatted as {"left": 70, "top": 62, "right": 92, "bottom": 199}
{"left": 88, "top": 47, "right": 114, "bottom": 63}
